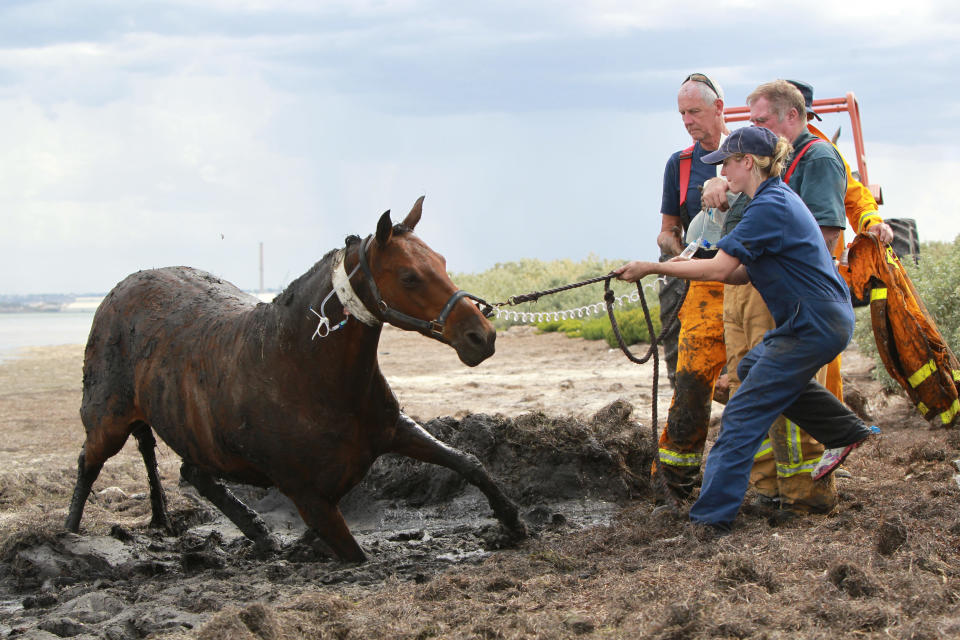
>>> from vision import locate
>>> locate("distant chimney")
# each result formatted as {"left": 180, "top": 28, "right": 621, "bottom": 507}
{"left": 259, "top": 242, "right": 264, "bottom": 293}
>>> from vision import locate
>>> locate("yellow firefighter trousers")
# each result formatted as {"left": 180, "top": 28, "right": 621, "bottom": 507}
{"left": 652, "top": 280, "right": 725, "bottom": 501}
{"left": 724, "top": 283, "right": 837, "bottom": 513}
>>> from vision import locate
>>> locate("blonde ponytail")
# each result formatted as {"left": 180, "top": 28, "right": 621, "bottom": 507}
{"left": 770, "top": 136, "right": 792, "bottom": 177}
{"left": 748, "top": 136, "right": 793, "bottom": 180}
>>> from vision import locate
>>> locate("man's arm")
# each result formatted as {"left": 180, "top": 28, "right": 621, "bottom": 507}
{"left": 820, "top": 226, "right": 842, "bottom": 254}
{"left": 701, "top": 177, "right": 732, "bottom": 210}
{"left": 658, "top": 214, "right": 684, "bottom": 257}
{"left": 809, "top": 123, "right": 893, "bottom": 243}
{"left": 795, "top": 153, "right": 847, "bottom": 250}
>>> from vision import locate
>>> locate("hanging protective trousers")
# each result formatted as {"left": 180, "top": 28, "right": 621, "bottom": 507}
{"left": 842, "top": 233, "right": 960, "bottom": 427}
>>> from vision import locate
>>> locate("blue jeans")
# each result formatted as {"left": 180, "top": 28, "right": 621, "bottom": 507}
{"left": 689, "top": 298, "right": 870, "bottom": 527}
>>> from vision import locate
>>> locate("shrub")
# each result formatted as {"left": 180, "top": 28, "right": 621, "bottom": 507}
{"left": 601, "top": 307, "right": 662, "bottom": 348}
{"left": 538, "top": 318, "right": 584, "bottom": 338}
{"left": 535, "top": 306, "right": 663, "bottom": 347}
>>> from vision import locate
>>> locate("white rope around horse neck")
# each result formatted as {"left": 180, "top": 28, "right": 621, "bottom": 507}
{"left": 310, "top": 248, "right": 380, "bottom": 340}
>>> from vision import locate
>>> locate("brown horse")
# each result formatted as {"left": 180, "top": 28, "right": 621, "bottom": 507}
{"left": 66, "top": 197, "right": 526, "bottom": 562}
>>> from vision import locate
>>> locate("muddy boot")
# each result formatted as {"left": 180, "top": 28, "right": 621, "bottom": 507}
{"left": 652, "top": 461, "right": 698, "bottom": 509}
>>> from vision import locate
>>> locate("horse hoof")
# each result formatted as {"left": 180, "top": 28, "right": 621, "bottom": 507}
{"left": 507, "top": 520, "right": 530, "bottom": 542}
{"left": 252, "top": 534, "right": 282, "bottom": 557}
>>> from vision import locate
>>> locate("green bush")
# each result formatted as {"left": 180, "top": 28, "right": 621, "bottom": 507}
{"left": 852, "top": 236, "right": 960, "bottom": 390}
{"left": 535, "top": 306, "right": 663, "bottom": 347}
{"left": 601, "top": 307, "right": 662, "bottom": 347}
{"left": 537, "top": 318, "right": 583, "bottom": 337}
{"left": 578, "top": 316, "right": 608, "bottom": 341}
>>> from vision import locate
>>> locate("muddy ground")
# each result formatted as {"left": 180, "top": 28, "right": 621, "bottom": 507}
{"left": 1, "top": 325, "right": 959, "bottom": 639}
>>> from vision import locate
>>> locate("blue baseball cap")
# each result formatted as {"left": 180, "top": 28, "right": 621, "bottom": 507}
{"left": 787, "top": 79, "right": 822, "bottom": 121}
{"left": 701, "top": 126, "right": 779, "bottom": 165}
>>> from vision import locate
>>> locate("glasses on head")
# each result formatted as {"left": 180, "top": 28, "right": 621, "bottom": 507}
{"left": 683, "top": 73, "right": 721, "bottom": 100}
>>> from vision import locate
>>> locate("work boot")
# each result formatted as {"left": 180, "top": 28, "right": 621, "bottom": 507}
{"left": 687, "top": 520, "right": 732, "bottom": 540}
{"left": 778, "top": 473, "right": 837, "bottom": 514}
{"left": 752, "top": 493, "right": 781, "bottom": 509}
{"left": 651, "top": 462, "right": 697, "bottom": 506}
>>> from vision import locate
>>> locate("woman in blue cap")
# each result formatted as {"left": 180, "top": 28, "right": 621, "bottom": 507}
{"left": 615, "top": 125, "right": 874, "bottom": 531}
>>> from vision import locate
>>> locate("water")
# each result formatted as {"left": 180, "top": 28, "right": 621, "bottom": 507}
{"left": 0, "top": 312, "right": 94, "bottom": 361}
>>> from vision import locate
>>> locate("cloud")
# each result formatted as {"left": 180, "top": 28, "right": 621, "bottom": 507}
{"left": 869, "top": 143, "right": 960, "bottom": 243}
{"left": 1, "top": 1, "right": 959, "bottom": 295}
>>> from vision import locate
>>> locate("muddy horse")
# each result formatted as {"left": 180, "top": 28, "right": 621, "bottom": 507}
{"left": 66, "top": 197, "right": 526, "bottom": 561}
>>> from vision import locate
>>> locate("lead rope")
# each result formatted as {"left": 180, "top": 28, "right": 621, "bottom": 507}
{"left": 493, "top": 275, "right": 689, "bottom": 441}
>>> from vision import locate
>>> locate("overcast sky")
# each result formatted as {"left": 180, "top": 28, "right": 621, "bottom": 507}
{"left": 2, "top": 0, "right": 958, "bottom": 295}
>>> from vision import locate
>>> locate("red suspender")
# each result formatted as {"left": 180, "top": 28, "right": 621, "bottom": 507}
{"left": 678, "top": 144, "right": 695, "bottom": 209}
{"left": 784, "top": 140, "right": 820, "bottom": 182}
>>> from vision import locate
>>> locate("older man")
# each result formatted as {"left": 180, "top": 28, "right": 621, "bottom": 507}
{"left": 651, "top": 73, "right": 730, "bottom": 508}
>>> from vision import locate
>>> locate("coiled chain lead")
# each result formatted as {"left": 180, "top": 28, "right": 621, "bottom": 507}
{"left": 491, "top": 276, "right": 666, "bottom": 325}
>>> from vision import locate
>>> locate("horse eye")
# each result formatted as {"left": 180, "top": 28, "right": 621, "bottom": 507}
{"left": 399, "top": 270, "right": 422, "bottom": 289}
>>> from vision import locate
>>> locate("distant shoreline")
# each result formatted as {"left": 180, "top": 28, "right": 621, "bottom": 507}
{"left": 0, "top": 291, "right": 277, "bottom": 314}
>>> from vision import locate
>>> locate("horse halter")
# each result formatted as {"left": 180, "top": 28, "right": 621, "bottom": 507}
{"left": 340, "top": 234, "right": 493, "bottom": 341}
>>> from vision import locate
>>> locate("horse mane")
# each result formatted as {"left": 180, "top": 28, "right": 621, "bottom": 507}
{"left": 272, "top": 225, "right": 412, "bottom": 309}
{"left": 272, "top": 247, "right": 342, "bottom": 309}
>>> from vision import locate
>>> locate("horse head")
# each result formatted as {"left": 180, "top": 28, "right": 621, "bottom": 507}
{"left": 358, "top": 196, "right": 496, "bottom": 367}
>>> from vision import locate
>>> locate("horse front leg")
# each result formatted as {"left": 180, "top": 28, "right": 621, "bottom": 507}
{"left": 389, "top": 413, "right": 528, "bottom": 540}
{"left": 180, "top": 463, "right": 279, "bottom": 553}
{"left": 66, "top": 413, "right": 133, "bottom": 533}
{"left": 288, "top": 497, "right": 367, "bottom": 563}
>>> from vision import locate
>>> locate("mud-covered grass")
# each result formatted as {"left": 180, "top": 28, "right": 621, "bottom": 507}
{"left": 2, "top": 344, "right": 960, "bottom": 639}
{"left": 192, "top": 423, "right": 960, "bottom": 640}
{"left": 185, "top": 431, "right": 960, "bottom": 640}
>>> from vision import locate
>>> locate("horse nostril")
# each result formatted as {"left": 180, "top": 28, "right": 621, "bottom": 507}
{"left": 466, "top": 330, "right": 485, "bottom": 348}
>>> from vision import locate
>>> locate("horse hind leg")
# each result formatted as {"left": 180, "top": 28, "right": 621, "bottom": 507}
{"left": 131, "top": 421, "right": 172, "bottom": 532}
{"left": 179, "top": 462, "right": 279, "bottom": 553}
{"left": 66, "top": 413, "right": 134, "bottom": 533}
{"left": 389, "top": 413, "right": 528, "bottom": 540}
{"left": 66, "top": 449, "right": 103, "bottom": 532}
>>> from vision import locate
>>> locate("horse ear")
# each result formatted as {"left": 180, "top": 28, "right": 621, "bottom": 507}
{"left": 376, "top": 210, "right": 393, "bottom": 247}
{"left": 402, "top": 195, "right": 425, "bottom": 230}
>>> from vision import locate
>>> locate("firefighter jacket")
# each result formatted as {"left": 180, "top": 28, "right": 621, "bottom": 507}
{"left": 840, "top": 233, "right": 960, "bottom": 427}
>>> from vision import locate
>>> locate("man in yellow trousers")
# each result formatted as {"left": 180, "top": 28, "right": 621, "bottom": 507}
{"left": 650, "top": 72, "right": 729, "bottom": 507}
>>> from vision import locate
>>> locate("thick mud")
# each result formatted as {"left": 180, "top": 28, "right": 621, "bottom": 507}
{"left": 1, "top": 403, "right": 654, "bottom": 639}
